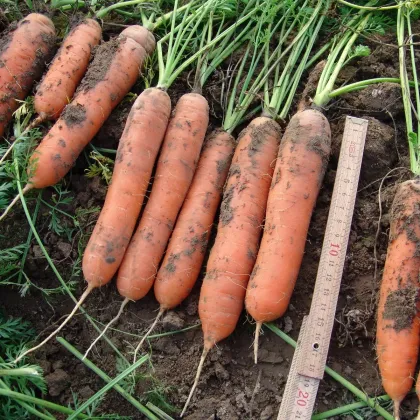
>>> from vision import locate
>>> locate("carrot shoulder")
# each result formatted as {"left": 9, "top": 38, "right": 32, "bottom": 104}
{"left": 83, "top": 88, "right": 171, "bottom": 288}
{"left": 117, "top": 93, "right": 209, "bottom": 301}
{"left": 0, "top": 14, "right": 55, "bottom": 137}
{"left": 34, "top": 19, "right": 102, "bottom": 120}
{"left": 27, "top": 29, "right": 151, "bottom": 190}
{"left": 376, "top": 179, "right": 420, "bottom": 419}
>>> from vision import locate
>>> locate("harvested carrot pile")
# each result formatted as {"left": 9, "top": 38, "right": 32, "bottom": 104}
{"left": 0, "top": 1, "right": 419, "bottom": 419}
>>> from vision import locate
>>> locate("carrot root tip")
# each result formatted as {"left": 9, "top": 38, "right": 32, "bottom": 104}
{"left": 393, "top": 400, "right": 401, "bottom": 420}
{"left": 180, "top": 347, "right": 209, "bottom": 418}
{"left": 254, "top": 322, "right": 262, "bottom": 364}
{"left": 83, "top": 297, "right": 129, "bottom": 360}
{"left": 132, "top": 307, "right": 165, "bottom": 363}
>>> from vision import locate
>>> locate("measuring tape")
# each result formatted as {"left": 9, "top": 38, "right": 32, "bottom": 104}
{"left": 277, "top": 116, "right": 368, "bottom": 419}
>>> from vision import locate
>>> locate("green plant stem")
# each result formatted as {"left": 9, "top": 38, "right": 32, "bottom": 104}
{"left": 146, "top": 402, "right": 175, "bottom": 420}
{"left": 314, "top": 13, "right": 371, "bottom": 107}
{"left": 0, "top": 378, "right": 54, "bottom": 420}
{"left": 67, "top": 354, "right": 150, "bottom": 420}
{"left": 57, "top": 337, "right": 159, "bottom": 420}
{"left": 17, "top": 191, "right": 41, "bottom": 284}
{"left": 95, "top": 0, "right": 147, "bottom": 18}
{"left": 312, "top": 397, "right": 391, "bottom": 419}
{"left": 265, "top": 323, "right": 394, "bottom": 420}
{"left": 397, "top": 4, "right": 419, "bottom": 174}
{"left": 304, "top": 41, "right": 332, "bottom": 71}
{"left": 330, "top": 77, "right": 406, "bottom": 97}
{"left": 157, "top": 4, "right": 259, "bottom": 89}
{"left": 336, "top": 0, "right": 404, "bottom": 10}
{"left": 0, "top": 388, "right": 89, "bottom": 418}
{"left": 51, "top": 0, "right": 86, "bottom": 9}
{"left": 0, "top": 367, "right": 39, "bottom": 377}
{"left": 13, "top": 158, "right": 127, "bottom": 363}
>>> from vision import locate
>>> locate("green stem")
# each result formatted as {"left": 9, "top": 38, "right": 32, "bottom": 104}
{"left": 51, "top": 0, "right": 86, "bottom": 9}
{"left": 0, "top": 378, "right": 54, "bottom": 420}
{"left": 18, "top": 191, "right": 41, "bottom": 284}
{"left": 330, "top": 77, "right": 407, "bottom": 97}
{"left": 13, "top": 158, "right": 127, "bottom": 362}
{"left": 265, "top": 323, "right": 394, "bottom": 420}
{"left": 336, "top": 0, "right": 404, "bottom": 10}
{"left": 95, "top": 0, "right": 148, "bottom": 19}
{"left": 58, "top": 337, "right": 159, "bottom": 420}
{"left": 67, "top": 354, "right": 150, "bottom": 420}
{"left": 146, "top": 402, "right": 175, "bottom": 420}
{"left": 0, "top": 388, "right": 89, "bottom": 418}
{"left": 314, "top": 13, "right": 371, "bottom": 107}
{"left": 304, "top": 41, "right": 332, "bottom": 71}
{"left": 0, "top": 367, "right": 40, "bottom": 377}
{"left": 312, "top": 397, "right": 391, "bottom": 419}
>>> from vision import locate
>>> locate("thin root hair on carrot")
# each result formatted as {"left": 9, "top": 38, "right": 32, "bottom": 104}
{"left": 133, "top": 307, "right": 165, "bottom": 363}
{"left": 181, "top": 347, "right": 209, "bottom": 418}
{"left": 12, "top": 284, "right": 93, "bottom": 364}
{"left": 253, "top": 321, "right": 263, "bottom": 364}
{"left": 83, "top": 297, "right": 130, "bottom": 360}
{"left": 0, "top": 184, "right": 32, "bottom": 222}
{"left": 394, "top": 400, "right": 400, "bottom": 420}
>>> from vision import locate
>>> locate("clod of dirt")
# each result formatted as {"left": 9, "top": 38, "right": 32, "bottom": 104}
{"left": 260, "top": 405, "right": 274, "bottom": 420}
{"left": 62, "top": 103, "right": 87, "bottom": 127}
{"left": 162, "top": 311, "right": 185, "bottom": 331}
{"left": 214, "top": 362, "right": 230, "bottom": 380}
{"left": 56, "top": 241, "right": 72, "bottom": 258}
{"left": 45, "top": 369, "right": 70, "bottom": 397}
{"left": 383, "top": 285, "right": 418, "bottom": 332}
{"left": 331, "top": 116, "right": 396, "bottom": 183}
{"left": 343, "top": 83, "right": 403, "bottom": 116}
{"left": 78, "top": 37, "right": 121, "bottom": 92}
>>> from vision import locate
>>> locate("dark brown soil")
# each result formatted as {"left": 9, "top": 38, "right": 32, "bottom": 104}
{"left": 383, "top": 286, "right": 418, "bottom": 332}
{"left": 1, "top": 13, "right": 420, "bottom": 420}
{"left": 62, "top": 103, "right": 87, "bottom": 127}
{"left": 77, "top": 36, "right": 121, "bottom": 92}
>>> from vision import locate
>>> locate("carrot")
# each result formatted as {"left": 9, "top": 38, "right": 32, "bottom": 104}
{"left": 181, "top": 117, "right": 281, "bottom": 416}
{"left": 33, "top": 19, "right": 102, "bottom": 123}
{"left": 245, "top": 108, "right": 331, "bottom": 363}
{"left": 154, "top": 130, "right": 235, "bottom": 309}
{"left": 116, "top": 92, "right": 209, "bottom": 347}
{"left": 128, "top": 130, "right": 235, "bottom": 350}
{"left": 11, "top": 27, "right": 156, "bottom": 363}
{"left": 0, "top": 14, "right": 55, "bottom": 138}
{"left": 27, "top": 28, "right": 152, "bottom": 190}
{"left": 81, "top": 87, "right": 171, "bottom": 358}
{"left": 376, "top": 179, "right": 420, "bottom": 419}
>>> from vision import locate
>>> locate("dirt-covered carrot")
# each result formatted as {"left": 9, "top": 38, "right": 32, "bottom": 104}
{"left": 154, "top": 131, "right": 235, "bottom": 309}
{"left": 181, "top": 117, "right": 280, "bottom": 416}
{"left": 246, "top": 109, "right": 331, "bottom": 361}
{"left": 84, "top": 0, "right": 258, "bottom": 359}
{"left": 0, "top": 14, "right": 55, "bottom": 137}
{"left": 117, "top": 91, "right": 209, "bottom": 307}
{"left": 10, "top": 26, "right": 155, "bottom": 363}
{"left": 33, "top": 19, "right": 102, "bottom": 123}
{"left": 378, "top": 4, "right": 420, "bottom": 419}
{"left": 0, "top": 26, "right": 152, "bottom": 222}
{"left": 376, "top": 179, "right": 420, "bottom": 419}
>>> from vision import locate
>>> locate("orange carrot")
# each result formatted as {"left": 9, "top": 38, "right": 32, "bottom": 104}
{"left": 81, "top": 87, "right": 171, "bottom": 358}
{"left": 0, "top": 14, "right": 55, "bottom": 137}
{"left": 26, "top": 28, "right": 152, "bottom": 190}
{"left": 376, "top": 179, "right": 420, "bottom": 420}
{"left": 181, "top": 117, "right": 281, "bottom": 416}
{"left": 245, "top": 108, "right": 331, "bottom": 362}
{"left": 11, "top": 28, "right": 156, "bottom": 363}
{"left": 33, "top": 19, "right": 102, "bottom": 122}
{"left": 128, "top": 130, "right": 235, "bottom": 351}
{"left": 117, "top": 93, "right": 209, "bottom": 304}
{"left": 155, "top": 130, "right": 235, "bottom": 309}
{"left": 83, "top": 88, "right": 171, "bottom": 289}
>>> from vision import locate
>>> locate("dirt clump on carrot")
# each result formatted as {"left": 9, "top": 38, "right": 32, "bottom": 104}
{"left": 382, "top": 286, "right": 419, "bottom": 332}
{"left": 62, "top": 103, "right": 87, "bottom": 127}
{"left": 77, "top": 37, "right": 120, "bottom": 92}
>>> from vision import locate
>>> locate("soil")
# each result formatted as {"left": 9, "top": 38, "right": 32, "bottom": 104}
{"left": 1, "top": 10, "right": 420, "bottom": 420}
{"left": 77, "top": 36, "right": 121, "bottom": 93}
